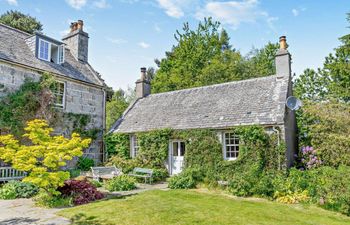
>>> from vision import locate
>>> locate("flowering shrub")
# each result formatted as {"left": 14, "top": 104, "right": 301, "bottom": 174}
{"left": 58, "top": 179, "right": 104, "bottom": 205}
{"left": 300, "top": 146, "right": 322, "bottom": 169}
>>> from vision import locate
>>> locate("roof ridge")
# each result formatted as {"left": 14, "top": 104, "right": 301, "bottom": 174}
{"left": 0, "top": 23, "right": 31, "bottom": 37}
{"left": 148, "top": 74, "right": 278, "bottom": 97}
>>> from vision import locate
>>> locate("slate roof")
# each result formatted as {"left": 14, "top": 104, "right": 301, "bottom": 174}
{"left": 112, "top": 75, "right": 289, "bottom": 133}
{"left": 0, "top": 23, "right": 104, "bottom": 86}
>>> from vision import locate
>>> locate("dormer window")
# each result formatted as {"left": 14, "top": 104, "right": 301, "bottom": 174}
{"left": 38, "top": 38, "right": 64, "bottom": 64}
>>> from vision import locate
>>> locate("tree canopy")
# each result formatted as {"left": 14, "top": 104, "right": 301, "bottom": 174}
{"left": 293, "top": 12, "right": 350, "bottom": 167}
{"left": 151, "top": 18, "right": 279, "bottom": 93}
{"left": 106, "top": 88, "right": 135, "bottom": 130}
{"left": 0, "top": 10, "right": 42, "bottom": 34}
{"left": 295, "top": 12, "right": 350, "bottom": 103}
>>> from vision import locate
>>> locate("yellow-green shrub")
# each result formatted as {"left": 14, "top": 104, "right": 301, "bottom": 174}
{"left": 0, "top": 119, "right": 91, "bottom": 195}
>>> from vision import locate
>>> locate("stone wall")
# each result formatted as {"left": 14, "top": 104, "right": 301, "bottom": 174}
{"left": 0, "top": 62, "right": 105, "bottom": 165}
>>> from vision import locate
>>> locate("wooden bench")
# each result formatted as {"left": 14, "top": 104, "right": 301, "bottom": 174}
{"left": 129, "top": 167, "right": 153, "bottom": 184}
{"left": 0, "top": 167, "right": 27, "bottom": 182}
{"left": 91, "top": 166, "right": 122, "bottom": 181}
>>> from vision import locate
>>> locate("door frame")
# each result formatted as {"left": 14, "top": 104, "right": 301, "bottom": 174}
{"left": 168, "top": 139, "right": 185, "bottom": 175}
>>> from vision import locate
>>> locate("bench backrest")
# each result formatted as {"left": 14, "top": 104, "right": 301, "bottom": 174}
{"left": 91, "top": 166, "right": 121, "bottom": 175}
{"left": 0, "top": 167, "right": 27, "bottom": 181}
{"left": 133, "top": 167, "right": 153, "bottom": 175}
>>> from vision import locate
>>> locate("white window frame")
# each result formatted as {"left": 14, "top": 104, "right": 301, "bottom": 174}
{"left": 130, "top": 135, "right": 139, "bottom": 158}
{"left": 52, "top": 81, "right": 66, "bottom": 109}
{"left": 223, "top": 132, "right": 240, "bottom": 160}
{"left": 38, "top": 38, "right": 50, "bottom": 61}
{"left": 58, "top": 45, "right": 65, "bottom": 64}
{"left": 38, "top": 38, "right": 64, "bottom": 64}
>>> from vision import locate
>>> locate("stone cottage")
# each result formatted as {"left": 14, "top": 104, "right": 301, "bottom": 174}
{"left": 0, "top": 20, "right": 106, "bottom": 163}
{"left": 111, "top": 36, "right": 297, "bottom": 175}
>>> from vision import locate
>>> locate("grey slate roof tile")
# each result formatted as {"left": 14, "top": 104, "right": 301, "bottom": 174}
{"left": 0, "top": 23, "right": 104, "bottom": 86}
{"left": 113, "top": 75, "right": 289, "bottom": 133}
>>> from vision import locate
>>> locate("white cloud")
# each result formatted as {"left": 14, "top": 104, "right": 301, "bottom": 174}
{"left": 292, "top": 9, "right": 299, "bottom": 16}
{"left": 138, "top": 41, "right": 150, "bottom": 49}
{"left": 6, "top": 0, "right": 18, "bottom": 6}
{"left": 94, "top": 0, "right": 109, "bottom": 8}
{"left": 154, "top": 24, "right": 161, "bottom": 32}
{"left": 195, "top": 0, "right": 277, "bottom": 30}
{"left": 60, "top": 29, "right": 71, "bottom": 37}
{"left": 106, "top": 37, "right": 127, "bottom": 45}
{"left": 65, "top": 0, "right": 87, "bottom": 10}
{"left": 156, "top": 0, "right": 184, "bottom": 18}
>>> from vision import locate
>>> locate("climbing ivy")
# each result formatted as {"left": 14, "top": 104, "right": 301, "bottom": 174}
{"left": 104, "top": 133, "right": 130, "bottom": 158}
{"left": 0, "top": 73, "right": 101, "bottom": 140}
{"left": 0, "top": 75, "right": 52, "bottom": 137}
{"left": 106, "top": 126, "right": 284, "bottom": 184}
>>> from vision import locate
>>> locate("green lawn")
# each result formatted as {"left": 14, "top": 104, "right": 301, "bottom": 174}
{"left": 58, "top": 189, "right": 350, "bottom": 225}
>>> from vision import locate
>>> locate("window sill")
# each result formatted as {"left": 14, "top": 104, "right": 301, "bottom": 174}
{"left": 225, "top": 158, "right": 238, "bottom": 161}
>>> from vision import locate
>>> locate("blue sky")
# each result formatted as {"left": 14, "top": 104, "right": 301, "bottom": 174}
{"left": 0, "top": 0, "right": 349, "bottom": 90}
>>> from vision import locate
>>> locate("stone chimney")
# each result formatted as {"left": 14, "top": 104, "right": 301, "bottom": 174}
{"left": 62, "top": 20, "right": 89, "bottom": 62}
{"left": 135, "top": 67, "right": 151, "bottom": 98}
{"left": 275, "top": 36, "right": 291, "bottom": 78}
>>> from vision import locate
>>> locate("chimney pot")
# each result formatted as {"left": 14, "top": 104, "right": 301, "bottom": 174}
{"left": 136, "top": 66, "right": 151, "bottom": 98}
{"left": 63, "top": 20, "right": 89, "bottom": 62}
{"left": 275, "top": 36, "right": 291, "bottom": 77}
{"left": 279, "top": 36, "right": 287, "bottom": 50}
{"left": 77, "top": 20, "right": 84, "bottom": 30}
{"left": 140, "top": 67, "right": 147, "bottom": 80}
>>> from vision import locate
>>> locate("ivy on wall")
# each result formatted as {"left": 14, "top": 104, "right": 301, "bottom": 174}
{"left": 0, "top": 73, "right": 101, "bottom": 140}
{"left": 105, "top": 133, "right": 130, "bottom": 158}
{"left": 105, "top": 126, "right": 284, "bottom": 184}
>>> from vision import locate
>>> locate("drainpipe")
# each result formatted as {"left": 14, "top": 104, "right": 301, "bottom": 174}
{"left": 272, "top": 126, "right": 281, "bottom": 170}
{"left": 102, "top": 88, "right": 107, "bottom": 163}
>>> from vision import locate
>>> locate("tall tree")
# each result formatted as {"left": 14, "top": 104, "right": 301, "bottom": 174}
{"left": 295, "top": 13, "right": 350, "bottom": 103}
{"left": 323, "top": 13, "right": 350, "bottom": 102}
{"left": 106, "top": 89, "right": 128, "bottom": 130}
{"left": 151, "top": 18, "right": 233, "bottom": 93}
{"left": 0, "top": 10, "right": 42, "bottom": 34}
{"left": 294, "top": 68, "right": 330, "bottom": 101}
{"left": 151, "top": 18, "right": 279, "bottom": 94}
{"left": 243, "top": 42, "right": 279, "bottom": 78}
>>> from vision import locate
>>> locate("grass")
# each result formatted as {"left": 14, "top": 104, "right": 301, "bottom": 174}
{"left": 58, "top": 189, "right": 350, "bottom": 225}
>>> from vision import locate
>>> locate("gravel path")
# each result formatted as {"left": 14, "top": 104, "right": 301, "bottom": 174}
{"left": 0, "top": 198, "right": 70, "bottom": 225}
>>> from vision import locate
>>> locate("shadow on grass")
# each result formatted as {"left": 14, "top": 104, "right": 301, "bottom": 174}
{"left": 0, "top": 217, "right": 40, "bottom": 225}
{"left": 103, "top": 192, "right": 139, "bottom": 200}
{"left": 70, "top": 213, "right": 112, "bottom": 225}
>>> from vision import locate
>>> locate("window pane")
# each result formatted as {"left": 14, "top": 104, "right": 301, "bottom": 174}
{"left": 133, "top": 136, "right": 139, "bottom": 157}
{"left": 180, "top": 142, "right": 185, "bottom": 156}
{"left": 173, "top": 142, "right": 178, "bottom": 156}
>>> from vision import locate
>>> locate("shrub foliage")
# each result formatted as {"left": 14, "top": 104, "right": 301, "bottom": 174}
{"left": 0, "top": 181, "right": 39, "bottom": 199}
{"left": 58, "top": 179, "right": 104, "bottom": 205}
{"left": 105, "top": 175, "right": 137, "bottom": 192}
{"left": 76, "top": 157, "right": 95, "bottom": 171}
{"left": 0, "top": 119, "right": 91, "bottom": 195}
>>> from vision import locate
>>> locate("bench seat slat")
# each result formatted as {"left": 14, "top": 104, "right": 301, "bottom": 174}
{"left": 0, "top": 167, "right": 27, "bottom": 181}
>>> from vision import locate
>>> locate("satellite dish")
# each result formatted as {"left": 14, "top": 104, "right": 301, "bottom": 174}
{"left": 286, "top": 96, "right": 303, "bottom": 111}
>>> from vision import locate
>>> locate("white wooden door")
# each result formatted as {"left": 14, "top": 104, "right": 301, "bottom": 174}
{"left": 170, "top": 141, "right": 185, "bottom": 175}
